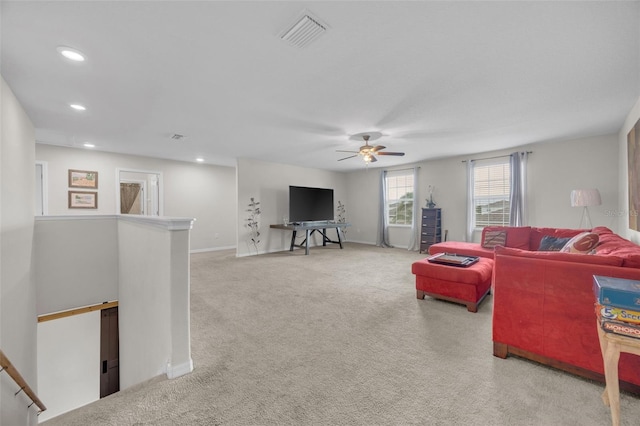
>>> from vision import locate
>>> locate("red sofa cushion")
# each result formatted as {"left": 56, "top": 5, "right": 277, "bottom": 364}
{"left": 482, "top": 226, "right": 531, "bottom": 250}
{"left": 593, "top": 231, "right": 640, "bottom": 268}
{"left": 412, "top": 258, "right": 493, "bottom": 284}
{"left": 493, "top": 246, "right": 623, "bottom": 267}
{"left": 592, "top": 226, "right": 614, "bottom": 235}
{"left": 428, "top": 241, "right": 495, "bottom": 259}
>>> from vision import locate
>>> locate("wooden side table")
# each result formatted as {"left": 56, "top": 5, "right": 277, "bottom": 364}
{"left": 596, "top": 320, "right": 640, "bottom": 426}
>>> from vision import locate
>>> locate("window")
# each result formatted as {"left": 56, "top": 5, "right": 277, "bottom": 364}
{"left": 473, "top": 160, "right": 510, "bottom": 227}
{"left": 386, "top": 170, "right": 414, "bottom": 226}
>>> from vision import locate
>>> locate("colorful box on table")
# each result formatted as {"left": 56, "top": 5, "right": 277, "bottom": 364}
{"left": 593, "top": 275, "right": 640, "bottom": 311}
{"left": 600, "top": 319, "right": 640, "bottom": 339}
{"left": 595, "top": 304, "right": 640, "bottom": 325}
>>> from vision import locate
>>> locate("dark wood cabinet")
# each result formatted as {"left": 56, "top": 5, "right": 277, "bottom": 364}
{"left": 420, "top": 208, "right": 441, "bottom": 253}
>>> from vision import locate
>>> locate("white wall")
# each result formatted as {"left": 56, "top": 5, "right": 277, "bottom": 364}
{"left": 0, "top": 76, "right": 38, "bottom": 425}
{"left": 118, "top": 217, "right": 193, "bottom": 389}
{"left": 345, "top": 134, "right": 620, "bottom": 247}
{"left": 34, "top": 216, "right": 118, "bottom": 315}
{"left": 35, "top": 144, "right": 236, "bottom": 251}
{"left": 619, "top": 95, "right": 640, "bottom": 244}
{"left": 236, "top": 158, "right": 348, "bottom": 257}
{"left": 37, "top": 312, "right": 100, "bottom": 422}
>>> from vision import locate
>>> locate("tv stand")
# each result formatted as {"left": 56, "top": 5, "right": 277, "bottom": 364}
{"left": 270, "top": 222, "right": 350, "bottom": 255}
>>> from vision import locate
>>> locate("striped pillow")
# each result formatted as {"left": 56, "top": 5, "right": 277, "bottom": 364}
{"left": 482, "top": 230, "right": 507, "bottom": 248}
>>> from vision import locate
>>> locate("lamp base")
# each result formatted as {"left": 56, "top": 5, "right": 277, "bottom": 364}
{"left": 578, "top": 207, "right": 593, "bottom": 229}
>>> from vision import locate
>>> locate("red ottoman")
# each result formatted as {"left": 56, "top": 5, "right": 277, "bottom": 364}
{"left": 411, "top": 257, "right": 494, "bottom": 312}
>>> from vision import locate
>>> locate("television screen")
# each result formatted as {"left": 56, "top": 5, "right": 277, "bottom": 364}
{"left": 289, "top": 186, "right": 334, "bottom": 223}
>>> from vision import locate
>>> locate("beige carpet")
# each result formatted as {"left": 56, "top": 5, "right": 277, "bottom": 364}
{"left": 43, "top": 243, "right": 640, "bottom": 425}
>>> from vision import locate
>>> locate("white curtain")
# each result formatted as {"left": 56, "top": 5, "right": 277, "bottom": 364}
{"left": 407, "top": 167, "right": 420, "bottom": 251}
{"left": 376, "top": 170, "right": 393, "bottom": 248}
{"left": 509, "top": 151, "right": 528, "bottom": 226}
{"left": 465, "top": 160, "right": 475, "bottom": 242}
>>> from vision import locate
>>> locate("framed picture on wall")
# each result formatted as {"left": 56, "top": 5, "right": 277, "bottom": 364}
{"left": 68, "top": 169, "right": 98, "bottom": 189}
{"left": 68, "top": 191, "right": 98, "bottom": 209}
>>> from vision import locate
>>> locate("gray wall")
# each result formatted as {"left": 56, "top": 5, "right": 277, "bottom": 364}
{"left": 345, "top": 133, "right": 620, "bottom": 248}
{"left": 236, "top": 158, "right": 348, "bottom": 257}
{"left": 1, "top": 76, "right": 38, "bottom": 425}
{"left": 34, "top": 216, "right": 118, "bottom": 314}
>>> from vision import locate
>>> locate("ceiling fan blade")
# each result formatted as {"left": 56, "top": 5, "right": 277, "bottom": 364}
{"left": 338, "top": 155, "right": 358, "bottom": 161}
{"left": 369, "top": 156, "right": 378, "bottom": 163}
{"left": 377, "top": 151, "right": 405, "bottom": 156}
{"left": 336, "top": 150, "right": 359, "bottom": 153}
{"left": 372, "top": 145, "right": 386, "bottom": 152}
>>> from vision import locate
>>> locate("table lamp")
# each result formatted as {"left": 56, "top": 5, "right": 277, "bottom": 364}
{"left": 571, "top": 189, "right": 601, "bottom": 229}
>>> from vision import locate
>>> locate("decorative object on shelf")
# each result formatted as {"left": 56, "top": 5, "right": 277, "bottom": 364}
{"left": 570, "top": 188, "right": 601, "bottom": 228}
{"left": 337, "top": 201, "right": 347, "bottom": 236}
{"left": 68, "top": 169, "right": 98, "bottom": 188}
{"left": 426, "top": 185, "right": 436, "bottom": 208}
{"left": 68, "top": 190, "right": 98, "bottom": 209}
{"left": 245, "top": 197, "right": 261, "bottom": 254}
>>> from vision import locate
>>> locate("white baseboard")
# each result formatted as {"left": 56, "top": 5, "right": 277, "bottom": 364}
{"left": 166, "top": 358, "right": 194, "bottom": 379}
{"left": 190, "top": 245, "right": 236, "bottom": 254}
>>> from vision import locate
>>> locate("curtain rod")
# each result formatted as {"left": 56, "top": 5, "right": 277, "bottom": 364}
{"left": 461, "top": 151, "right": 532, "bottom": 163}
{"left": 385, "top": 166, "right": 421, "bottom": 172}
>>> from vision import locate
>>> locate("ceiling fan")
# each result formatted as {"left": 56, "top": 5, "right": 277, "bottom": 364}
{"left": 337, "top": 134, "right": 405, "bottom": 163}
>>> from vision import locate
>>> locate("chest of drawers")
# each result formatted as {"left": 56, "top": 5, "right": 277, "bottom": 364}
{"left": 420, "top": 208, "right": 441, "bottom": 253}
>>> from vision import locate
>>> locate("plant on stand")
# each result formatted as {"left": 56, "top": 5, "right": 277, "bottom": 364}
{"left": 246, "top": 197, "right": 261, "bottom": 254}
{"left": 426, "top": 185, "right": 436, "bottom": 208}
{"left": 337, "top": 201, "right": 347, "bottom": 237}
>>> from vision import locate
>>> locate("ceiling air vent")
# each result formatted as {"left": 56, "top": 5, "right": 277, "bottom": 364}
{"left": 280, "top": 13, "right": 327, "bottom": 48}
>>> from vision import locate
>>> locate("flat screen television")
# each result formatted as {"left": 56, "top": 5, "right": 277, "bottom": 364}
{"left": 289, "top": 186, "right": 334, "bottom": 223}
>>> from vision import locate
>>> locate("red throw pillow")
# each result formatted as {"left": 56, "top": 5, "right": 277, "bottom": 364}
{"left": 504, "top": 226, "right": 532, "bottom": 250}
{"left": 560, "top": 232, "right": 599, "bottom": 254}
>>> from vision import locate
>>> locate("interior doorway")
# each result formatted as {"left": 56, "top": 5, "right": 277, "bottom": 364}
{"left": 116, "top": 169, "right": 162, "bottom": 216}
{"left": 120, "top": 181, "right": 146, "bottom": 214}
{"left": 100, "top": 306, "right": 119, "bottom": 398}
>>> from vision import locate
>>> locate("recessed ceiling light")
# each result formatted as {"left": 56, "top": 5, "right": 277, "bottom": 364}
{"left": 83, "top": 143, "right": 95, "bottom": 148}
{"left": 70, "top": 104, "right": 86, "bottom": 111}
{"left": 57, "top": 46, "right": 85, "bottom": 62}
{"left": 196, "top": 158, "right": 204, "bottom": 162}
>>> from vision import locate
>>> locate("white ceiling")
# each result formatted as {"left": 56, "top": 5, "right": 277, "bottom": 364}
{"left": 2, "top": 1, "right": 639, "bottom": 172}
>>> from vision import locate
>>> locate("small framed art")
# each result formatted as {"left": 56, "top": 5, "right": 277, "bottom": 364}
{"left": 68, "top": 191, "right": 98, "bottom": 209}
{"left": 68, "top": 169, "right": 98, "bottom": 189}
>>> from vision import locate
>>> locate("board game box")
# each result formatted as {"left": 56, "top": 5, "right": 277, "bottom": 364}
{"left": 593, "top": 275, "right": 640, "bottom": 311}
{"left": 600, "top": 318, "right": 640, "bottom": 339}
{"left": 596, "top": 303, "right": 640, "bottom": 325}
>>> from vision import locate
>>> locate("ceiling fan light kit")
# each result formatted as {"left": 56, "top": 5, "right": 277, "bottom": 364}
{"left": 337, "top": 133, "right": 405, "bottom": 164}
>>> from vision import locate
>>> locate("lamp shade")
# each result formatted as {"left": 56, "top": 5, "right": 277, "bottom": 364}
{"left": 570, "top": 189, "right": 602, "bottom": 207}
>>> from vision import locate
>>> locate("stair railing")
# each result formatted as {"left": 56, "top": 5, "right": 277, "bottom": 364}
{"left": 0, "top": 349, "right": 46, "bottom": 414}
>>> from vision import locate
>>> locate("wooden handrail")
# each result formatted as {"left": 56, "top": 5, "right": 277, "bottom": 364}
{"left": 0, "top": 349, "right": 46, "bottom": 413}
{"left": 38, "top": 300, "right": 118, "bottom": 323}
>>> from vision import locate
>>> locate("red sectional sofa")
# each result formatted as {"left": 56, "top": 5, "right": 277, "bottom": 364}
{"left": 428, "top": 226, "right": 640, "bottom": 392}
